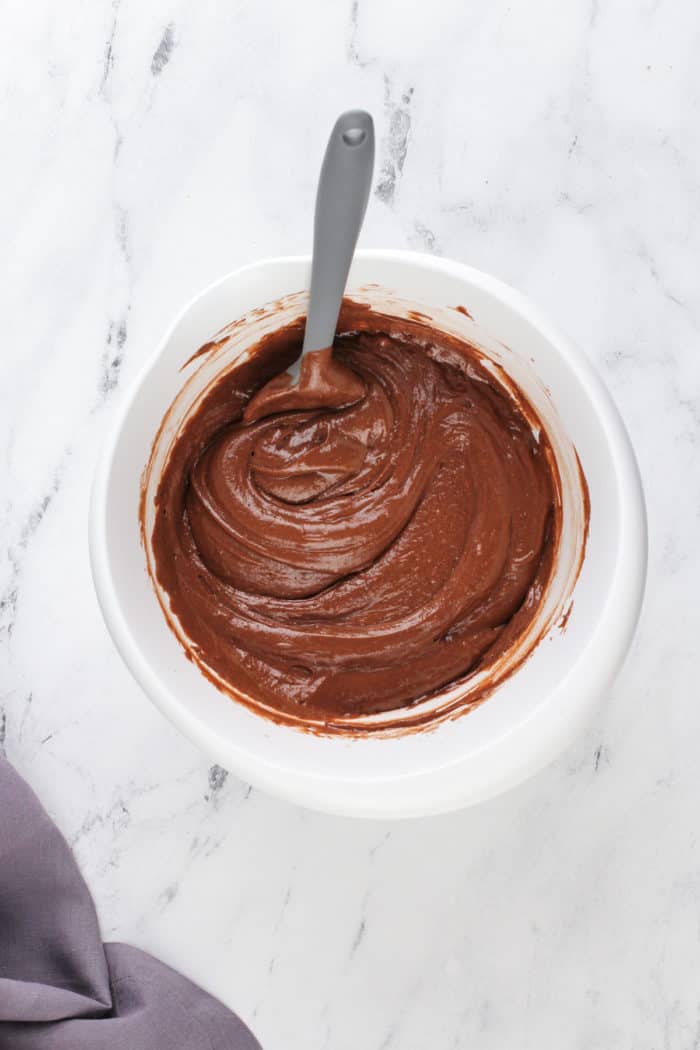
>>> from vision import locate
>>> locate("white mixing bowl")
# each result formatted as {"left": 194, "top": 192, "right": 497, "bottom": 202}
{"left": 90, "top": 250, "right": 646, "bottom": 818}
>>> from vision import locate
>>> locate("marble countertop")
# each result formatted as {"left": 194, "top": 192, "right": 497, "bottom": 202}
{"left": 1, "top": 1, "right": 698, "bottom": 1046}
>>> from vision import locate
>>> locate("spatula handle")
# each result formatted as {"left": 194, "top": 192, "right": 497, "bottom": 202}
{"left": 302, "top": 110, "right": 375, "bottom": 356}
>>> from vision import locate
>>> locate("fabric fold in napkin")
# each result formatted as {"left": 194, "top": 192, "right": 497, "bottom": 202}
{"left": 0, "top": 757, "right": 261, "bottom": 1050}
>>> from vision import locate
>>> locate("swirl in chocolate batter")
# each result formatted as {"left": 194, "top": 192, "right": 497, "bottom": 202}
{"left": 146, "top": 302, "right": 566, "bottom": 730}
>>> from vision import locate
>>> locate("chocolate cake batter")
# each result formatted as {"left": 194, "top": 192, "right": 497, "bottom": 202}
{"left": 148, "top": 303, "right": 562, "bottom": 727}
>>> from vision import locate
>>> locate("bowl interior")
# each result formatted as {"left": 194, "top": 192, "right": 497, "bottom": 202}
{"left": 91, "top": 252, "right": 644, "bottom": 813}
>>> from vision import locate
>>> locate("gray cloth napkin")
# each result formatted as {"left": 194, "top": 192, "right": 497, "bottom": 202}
{"left": 0, "top": 757, "right": 261, "bottom": 1050}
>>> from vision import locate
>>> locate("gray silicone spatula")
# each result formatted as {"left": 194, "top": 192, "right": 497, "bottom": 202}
{"left": 287, "top": 109, "right": 375, "bottom": 382}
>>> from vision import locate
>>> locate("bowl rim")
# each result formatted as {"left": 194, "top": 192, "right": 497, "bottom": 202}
{"left": 89, "top": 249, "right": 647, "bottom": 801}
